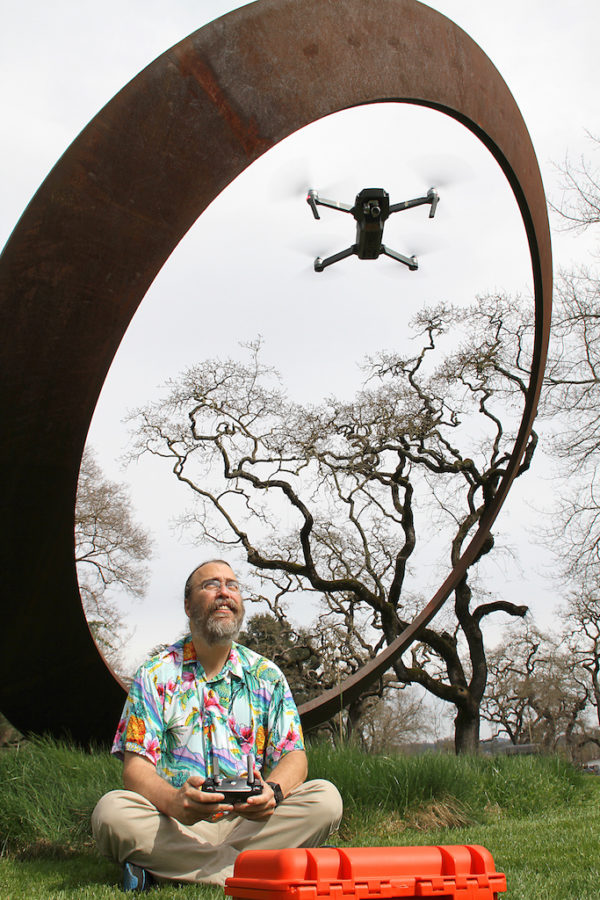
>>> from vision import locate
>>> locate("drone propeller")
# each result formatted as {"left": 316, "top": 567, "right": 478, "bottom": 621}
{"left": 268, "top": 162, "right": 314, "bottom": 202}
{"left": 269, "top": 155, "right": 359, "bottom": 205}
{"left": 403, "top": 229, "right": 443, "bottom": 258}
{"left": 407, "top": 152, "right": 474, "bottom": 190}
{"left": 286, "top": 229, "right": 343, "bottom": 268}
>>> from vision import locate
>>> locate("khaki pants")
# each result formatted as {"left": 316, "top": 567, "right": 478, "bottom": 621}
{"left": 92, "top": 779, "right": 343, "bottom": 886}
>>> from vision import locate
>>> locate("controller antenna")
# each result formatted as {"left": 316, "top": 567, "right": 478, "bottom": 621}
{"left": 211, "top": 750, "right": 221, "bottom": 786}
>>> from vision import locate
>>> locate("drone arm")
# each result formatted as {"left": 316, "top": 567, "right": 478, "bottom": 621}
{"left": 380, "top": 245, "right": 418, "bottom": 271}
{"left": 316, "top": 196, "right": 354, "bottom": 213}
{"left": 388, "top": 196, "right": 426, "bottom": 213}
{"left": 389, "top": 187, "right": 439, "bottom": 218}
{"left": 307, "top": 190, "right": 353, "bottom": 219}
{"left": 314, "top": 244, "right": 356, "bottom": 272}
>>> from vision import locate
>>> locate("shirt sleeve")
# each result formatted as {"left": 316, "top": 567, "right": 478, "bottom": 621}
{"left": 264, "top": 673, "right": 305, "bottom": 772}
{"left": 111, "top": 664, "right": 164, "bottom": 767}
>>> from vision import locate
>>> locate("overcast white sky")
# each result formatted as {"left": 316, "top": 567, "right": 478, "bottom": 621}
{"left": 2, "top": 1, "right": 600, "bottom": 671}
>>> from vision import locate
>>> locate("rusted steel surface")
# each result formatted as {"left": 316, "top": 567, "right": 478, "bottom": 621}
{"left": 0, "top": 0, "right": 551, "bottom": 741}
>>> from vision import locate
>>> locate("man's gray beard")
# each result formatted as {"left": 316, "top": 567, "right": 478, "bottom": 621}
{"left": 191, "top": 603, "right": 245, "bottom": 646}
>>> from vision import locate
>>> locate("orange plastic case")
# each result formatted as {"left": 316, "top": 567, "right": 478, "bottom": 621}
{"left": 225, "top": 846, "right": 507, "bottom": 900}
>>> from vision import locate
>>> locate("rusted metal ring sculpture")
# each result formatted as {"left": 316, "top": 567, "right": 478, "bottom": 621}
{"left": 0, "top": 0, "right": 551, "bottom": 741}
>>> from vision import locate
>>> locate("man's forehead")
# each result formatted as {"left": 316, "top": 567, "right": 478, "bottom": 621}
{"left": 193, "top": 562, "right": 236, "bottom": 583}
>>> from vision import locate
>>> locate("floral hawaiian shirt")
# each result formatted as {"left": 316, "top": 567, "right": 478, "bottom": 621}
{"left": 111, "top": 636, "right": 305, "bottom": 788}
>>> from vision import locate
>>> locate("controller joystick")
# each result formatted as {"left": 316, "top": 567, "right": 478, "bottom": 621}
{"left": 203, "top": 753, "right": 263, "bottom": 804}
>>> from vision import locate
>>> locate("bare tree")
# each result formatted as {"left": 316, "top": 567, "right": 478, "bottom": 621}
{"left": 561, "top": 586, "right": 600, "bottom": 733}
{"left": 129, "top": 295, "right": 536, "bottom": 753}
{"left": 483, "top": 625, "right": 548, "bottom": 747}
{"left": 75, "top": 448, "right": 153, "bottom": 671}
{"left": 542, "top": 136, "right": 600, "bottom": 586}
{"left": 357, "top": 687, "right": 435, "bottom": 753}
{"left": 551, "top": 135, "right": 600, "bottom": 230}
{"left": 482, "top": 624, "right": 592, "bottom": 759}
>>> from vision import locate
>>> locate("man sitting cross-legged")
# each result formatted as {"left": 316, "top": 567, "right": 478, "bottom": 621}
{"left": 92, "top": 559, "right": 343, "bottom": 891}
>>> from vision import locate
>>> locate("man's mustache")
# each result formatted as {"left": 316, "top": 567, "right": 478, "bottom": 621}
{"left": 208, "top": 598, "right": 240, "bottom": 613}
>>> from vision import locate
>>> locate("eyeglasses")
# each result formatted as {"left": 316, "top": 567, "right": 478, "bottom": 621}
{"left": 197, "top": 578, "right": 242, "bottom": 593}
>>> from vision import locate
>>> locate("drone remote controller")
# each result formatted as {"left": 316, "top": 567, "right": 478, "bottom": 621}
{"left": 203, "top": 753, "right": 263, "bottom": 804}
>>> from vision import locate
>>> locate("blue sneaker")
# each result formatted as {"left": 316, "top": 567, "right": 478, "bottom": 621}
{"left": 122, "top": 861, "right": 154, "bottom": 892}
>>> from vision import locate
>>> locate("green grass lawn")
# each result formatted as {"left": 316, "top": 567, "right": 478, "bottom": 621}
{"left": 347, "top": 788, "right": 600, "bottom": 899}
{"left": 1, "top": 738, "right": 598, "bottom": 899}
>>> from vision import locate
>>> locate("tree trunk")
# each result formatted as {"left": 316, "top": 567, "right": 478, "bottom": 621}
{"left": 591, "top": 663, "right": 600, "bottom": 728}
{"left": 345, "top": 698, "right": 366, "bottom": 744}
{"left": 454, "top": 704, "right": 480, "bottom": 754}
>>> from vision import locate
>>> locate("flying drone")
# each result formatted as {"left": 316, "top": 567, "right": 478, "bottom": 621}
{"left": 306, "top": 186, "right": 439, "bottom": 272}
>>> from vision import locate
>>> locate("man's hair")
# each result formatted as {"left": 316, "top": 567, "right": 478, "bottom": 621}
{"left": 184, "top": 559, "right": 234, "bottom": 600}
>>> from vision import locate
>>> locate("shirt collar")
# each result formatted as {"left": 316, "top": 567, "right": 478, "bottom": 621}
{"left": 181, "top": 636, "right": 245, "bottom": 681}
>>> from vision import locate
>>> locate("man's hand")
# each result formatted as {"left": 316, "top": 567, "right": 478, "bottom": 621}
{"left": 168, "top": 776, "right": 235, "bottom": 826}
{"left": 233, "top": 778, "right": 277, "bottom": 821}
{"left": 123, "top": 752, "right": 234, "bottom": 826}
{"left": 234, "top": 748, "right": 309, "bottom": 819}
{"left": 122, "top": 748, "right": 308, "bottom": 826}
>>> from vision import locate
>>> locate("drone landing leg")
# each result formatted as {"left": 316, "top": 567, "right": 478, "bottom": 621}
{"left": 381, "top": 245, "right": 418, "bottom": 271}
{"left": 314, "top": 245, "right": 356, "bottom": 272}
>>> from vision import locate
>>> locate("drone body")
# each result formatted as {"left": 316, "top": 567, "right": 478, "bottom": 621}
{"left": 307, "top": 186, "right": 439, "bottom": 272}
